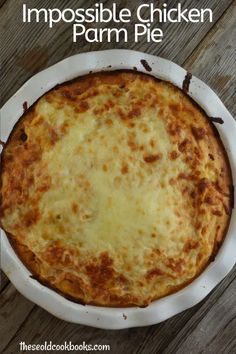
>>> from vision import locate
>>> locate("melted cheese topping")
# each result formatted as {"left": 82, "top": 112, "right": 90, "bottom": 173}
{"left": 0, "top": 71, "right": 232, "bottom": 306}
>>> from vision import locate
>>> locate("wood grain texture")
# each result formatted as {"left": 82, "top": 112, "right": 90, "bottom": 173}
{"left": 164, "top": 270, "right": 236, "bottom": 354}
{"left": 0, "top": 0, "right": 235, "bottom": 353}
{"left": 2, "top": 270, "right": 236, "bottom": 354}
{"left": 0, "top": 284, "right": 35, "bottom": 353}
{"left": 184, "top": 0, "right": 236, "bottom": 116}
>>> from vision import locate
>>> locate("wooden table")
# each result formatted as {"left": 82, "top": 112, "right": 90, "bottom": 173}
{"left": 1, "top": 1, "right": 235, "bottom": 353}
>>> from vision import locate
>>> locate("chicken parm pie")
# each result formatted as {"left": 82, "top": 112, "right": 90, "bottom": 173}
{"left": 0, "top": 71, "right": 232, "bottom": 307}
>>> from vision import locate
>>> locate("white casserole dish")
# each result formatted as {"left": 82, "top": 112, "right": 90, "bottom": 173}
{"left": 0, "top": 49, "right": 235, "bottom": 329}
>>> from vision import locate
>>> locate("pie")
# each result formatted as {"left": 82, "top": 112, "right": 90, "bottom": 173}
{"left": 0, "top": 71, "right": 232, "bottom": 306}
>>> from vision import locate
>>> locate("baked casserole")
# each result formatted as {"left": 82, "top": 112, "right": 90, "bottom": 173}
{"left": 0, "top": 71, "right": 232, "bottom": 307}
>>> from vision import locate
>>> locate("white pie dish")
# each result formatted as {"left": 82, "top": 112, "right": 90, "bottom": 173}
{"left": 0, "top": 49, "right": 235, "bottom": 329}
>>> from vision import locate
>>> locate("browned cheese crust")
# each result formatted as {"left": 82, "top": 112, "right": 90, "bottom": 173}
{"left": 0, "top": 71, "right": 233, "bottom": 307}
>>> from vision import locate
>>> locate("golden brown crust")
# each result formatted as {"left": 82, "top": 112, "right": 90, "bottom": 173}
{"left": 0, "top": 70, "right": 233, "bottom": 307}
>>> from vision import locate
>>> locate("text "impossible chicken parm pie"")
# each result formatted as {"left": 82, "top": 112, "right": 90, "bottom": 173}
{"left": 0, "top": 71, "right": 232, "bottom": 307}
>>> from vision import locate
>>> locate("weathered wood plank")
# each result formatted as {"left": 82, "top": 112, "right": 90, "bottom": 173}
{"left": 0, "top": 284, "right": 35, "bottom": 353}
{"left": 164, "top": 269, "right": 236, "bottom": 354}
{"left": 138, "top": 268, "right": 236, "bottom": 354}
{"left": 0, "top": 302, "right": 204, "bottom": 354}
{"left": 184, "top": 0, "right": 236, "bottom": 116}
{"left": 3, "top": 268, "right": 236, "bottom": 354}
{"left": 0, "top": 0, "right": 233, "bottom": 106}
